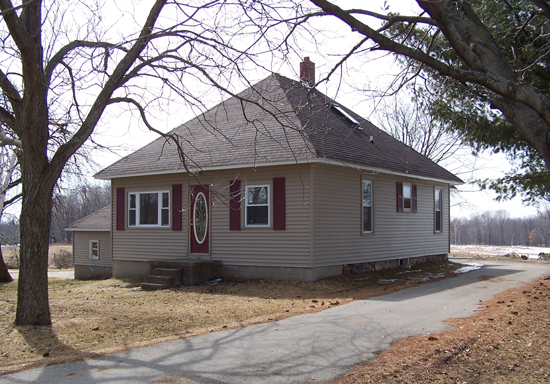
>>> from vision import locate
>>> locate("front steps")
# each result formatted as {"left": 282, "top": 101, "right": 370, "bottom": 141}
{"left": 141, "top": 268, "right": 181, "bottom": 291}
{"left": 140, "top": 260, "right": 222, "bottom": 291}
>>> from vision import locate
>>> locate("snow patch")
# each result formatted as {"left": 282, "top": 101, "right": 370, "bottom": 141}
{"left": 455, "top": 262, "right": 483, "bottom": 274}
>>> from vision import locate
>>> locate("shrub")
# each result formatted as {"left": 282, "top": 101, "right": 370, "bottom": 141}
{"left": 52, "top": 249, "right": 73, "bottom": 269}
{"left": 4, "top": 245, "right": 20, "bottom": 269}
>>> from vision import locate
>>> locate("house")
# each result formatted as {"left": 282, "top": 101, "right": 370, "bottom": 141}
{"left": 65, "top": 205, "right": 112, "bottom": 279}
{"left": 89, "top": 58, "right": 462, "bottom": 282}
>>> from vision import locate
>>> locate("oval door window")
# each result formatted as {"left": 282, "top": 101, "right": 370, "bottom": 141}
{"left": 193, "top": 192, "right": 208, "bottom": 244}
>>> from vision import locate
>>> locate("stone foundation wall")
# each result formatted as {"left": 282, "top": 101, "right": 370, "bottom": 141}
{"left": 342, "top": 254, "right": 448, "bottom": 275}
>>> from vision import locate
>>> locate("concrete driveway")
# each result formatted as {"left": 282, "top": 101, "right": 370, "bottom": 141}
{"left": 2, "top": 259, "right": 549, "bottom": 384}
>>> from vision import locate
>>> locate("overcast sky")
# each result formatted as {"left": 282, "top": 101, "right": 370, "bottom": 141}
{"left": 84, "top": 0, "right": 541, "bottom": 220}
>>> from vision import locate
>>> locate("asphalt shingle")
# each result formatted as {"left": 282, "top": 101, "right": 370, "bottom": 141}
{"left": 96, "top": 74, "right": 462, "bottom": 184}
{"left": 65, "top": 206, "right": 111, "bottom": 231}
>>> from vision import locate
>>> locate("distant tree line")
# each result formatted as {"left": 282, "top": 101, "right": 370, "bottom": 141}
{"left": 50, "top": 181, "right": 110, "bottom": 242}
{"left": 452, "top": 210, "right": 549, "bottom": 247}
{"left": 0, "top": 180, "right": 110, "bottom": 245}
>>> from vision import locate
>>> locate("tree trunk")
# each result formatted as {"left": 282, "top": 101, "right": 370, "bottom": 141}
{"left": 0, "top": 246, "right": 13, "bottom": 283}
{"left": 15, "top": 181, "right": 54, "bottom": 325}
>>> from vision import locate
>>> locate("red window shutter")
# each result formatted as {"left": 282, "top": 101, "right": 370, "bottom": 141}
{"left": 412, "top": 184, "right": 418, "bottom": 213}
{"left": 396, "top": 182, "right": 403, "bottom": 212}
{"left": 172, "top": 184, "right": 183, "bottom": 231}
{"left": 273, "top": 177, "right": 286, "bottom": 230}
{"left": 116, "top": 187, "right": 125, "bottom": 231}
{"left": 229, "top": 180, "right": 241, "bottom": 231}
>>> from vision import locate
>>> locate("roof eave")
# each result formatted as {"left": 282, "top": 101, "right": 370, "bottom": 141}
{"left": 95, "top": 158, "right": 463, "bottom": 185}
{"left": 65, "top": 228, "right": 110, "bottom": 232}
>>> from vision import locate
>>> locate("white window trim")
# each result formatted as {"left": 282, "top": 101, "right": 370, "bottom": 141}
{"left": 435, "top": 187, "right": 443, "bottom": 233}
{"left": 128, "top": 191, "right": 170, "bottom": 227}
{"left": 402, "top": 182, "right": 412, "bottom": 212}
{"left": 89, "top": 240, "right": 99, "bottom": 260}
{"left": 244, "top": 184, "right": 270, "bottom": 227}
{"left": 362, "top": 179, "right": 373, "bottom": 233}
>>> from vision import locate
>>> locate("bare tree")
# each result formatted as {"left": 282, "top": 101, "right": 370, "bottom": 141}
{"left": 0, "top": 0, "right": 266, "bottom": 325}
{"left": 0, "top": 146, "right": 20, "bottom": 282}
{"left": 51, "top": 180, "right": 110, "bottom": 242}
{"left": 378, "top": 93, "right": 463, "bottom": 165}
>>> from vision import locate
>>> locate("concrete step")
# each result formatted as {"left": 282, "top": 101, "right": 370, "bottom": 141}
{"left": 147, "top": 275, "right": 174, "bottom": 285}
{"left": 140, "top": 282, "right": 170, "bottom": 291}
{"left": 152, "top": 268, "right": 181, "bottom": 286}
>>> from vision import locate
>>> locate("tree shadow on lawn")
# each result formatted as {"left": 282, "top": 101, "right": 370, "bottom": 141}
{"left": 9, "top": 325, "right": 102, "bottom": 374}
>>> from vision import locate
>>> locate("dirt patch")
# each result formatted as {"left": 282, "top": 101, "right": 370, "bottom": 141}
{"left": 330, "top": 275, "right": 550, "bottom": 384}
{"left": 0, "top": 261, "right": 460, "bottom": 375}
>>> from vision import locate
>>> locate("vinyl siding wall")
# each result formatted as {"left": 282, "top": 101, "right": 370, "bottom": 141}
{"left": 112, "top": 174, "right": 188, "bottom": 262}
{"left": 73, "top": 231, "right": 111, "bottom": 267}
{"left": 205, "top": 164, "right": 312, "bottom": 267}
{"left": 312, "top": 165, "right": 450, "bottom": 267}
{"left": 111, "top": 165, "right": 312, "bottom": 267}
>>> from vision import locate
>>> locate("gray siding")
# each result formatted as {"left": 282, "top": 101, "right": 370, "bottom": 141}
{"left": 111, "top": 165, "right": 312, "bottom": 268}
{"left": 73, "top": 231, "right": 111, "bottom": 267}
{"left": 112, "top": 174, "right": 188, "bottom": 262}
{"left": 207, "top": 164, "right": 312, "bottom": 267}
{"left": 110, "top": 163, "right": 451, "bottom": 270}
{"left": 312, "top": 165, "right": 450, "bottom": 267}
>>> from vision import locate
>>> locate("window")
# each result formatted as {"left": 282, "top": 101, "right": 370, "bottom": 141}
{"left": 362, "top": 180, "right": 373, "bottom": 232}
{"left": 245, "top": 185, "right": 269, "bottom": 226}
{"left": 396, "top": 182, "right": 417, "bottom": 213}
{"left": 89, "top": 240, "right": 99, "bottom": 260}
{"left": 128, "top": 191, "right": 170, "bottom": 227}
{"left": 403, "top": 184, "right": 412, "bottom": 210}
{"left": 435, "top": 187, "right": 443, "bottom": 232}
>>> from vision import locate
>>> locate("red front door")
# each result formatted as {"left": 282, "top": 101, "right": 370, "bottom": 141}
{"left": 190, "top": 185, "right": 210, "bottom": 254}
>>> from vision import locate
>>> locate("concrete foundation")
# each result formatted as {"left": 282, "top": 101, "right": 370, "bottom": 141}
{"left": 112, "top": 254, "right": 448, "bottom": 282}
{"left": 222, "top": 265, "right": 343, "bottom": 282}
{"left": 74, "top": 265, "right": 112, "bottom": 280}
{"left": 112, "top": 260, "right": 150, "bottom": 278}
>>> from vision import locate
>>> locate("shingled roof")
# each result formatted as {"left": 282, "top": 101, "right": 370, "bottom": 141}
{"left": 65, "top": 206, "right": 111, "bottom": 231}
{"left": 96, "top": 73, "right": 462, "bottom": 184}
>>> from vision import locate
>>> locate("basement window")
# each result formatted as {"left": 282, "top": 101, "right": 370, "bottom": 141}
{"left": 399, "top": 258, "right": 411, "bottom": 268}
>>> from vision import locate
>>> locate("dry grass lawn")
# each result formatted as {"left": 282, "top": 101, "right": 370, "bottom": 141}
{"left": 0, "top": 261, "right": 460, "bottom": 375}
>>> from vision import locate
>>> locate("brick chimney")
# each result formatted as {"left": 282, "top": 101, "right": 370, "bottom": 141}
{"left": 300, "top": 57, "right": 315, "bottom": 86}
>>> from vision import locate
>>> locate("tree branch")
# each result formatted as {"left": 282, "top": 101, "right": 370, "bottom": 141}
{"left": 0, "top": 0, "right": 37, "bottom": 58}
{"left": 0, "top": 105, "right": 16, "bottom": 131}
{"left": 308, "top": 0, "right": 550, "bottom": 134}
{"left": 48, "top": 0, "right": 167, "bottom": 188}
{"left": 45, "top": 40, "right": 118, "bottom": 85}
{"left": 0, "top": 0, "right": 38, "bottom": 15}
{"left": 0, "top": 131, "right": 21, "bottom": 148}
{"left": 0, "top": 69, "right": 21, "bottom": 121}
